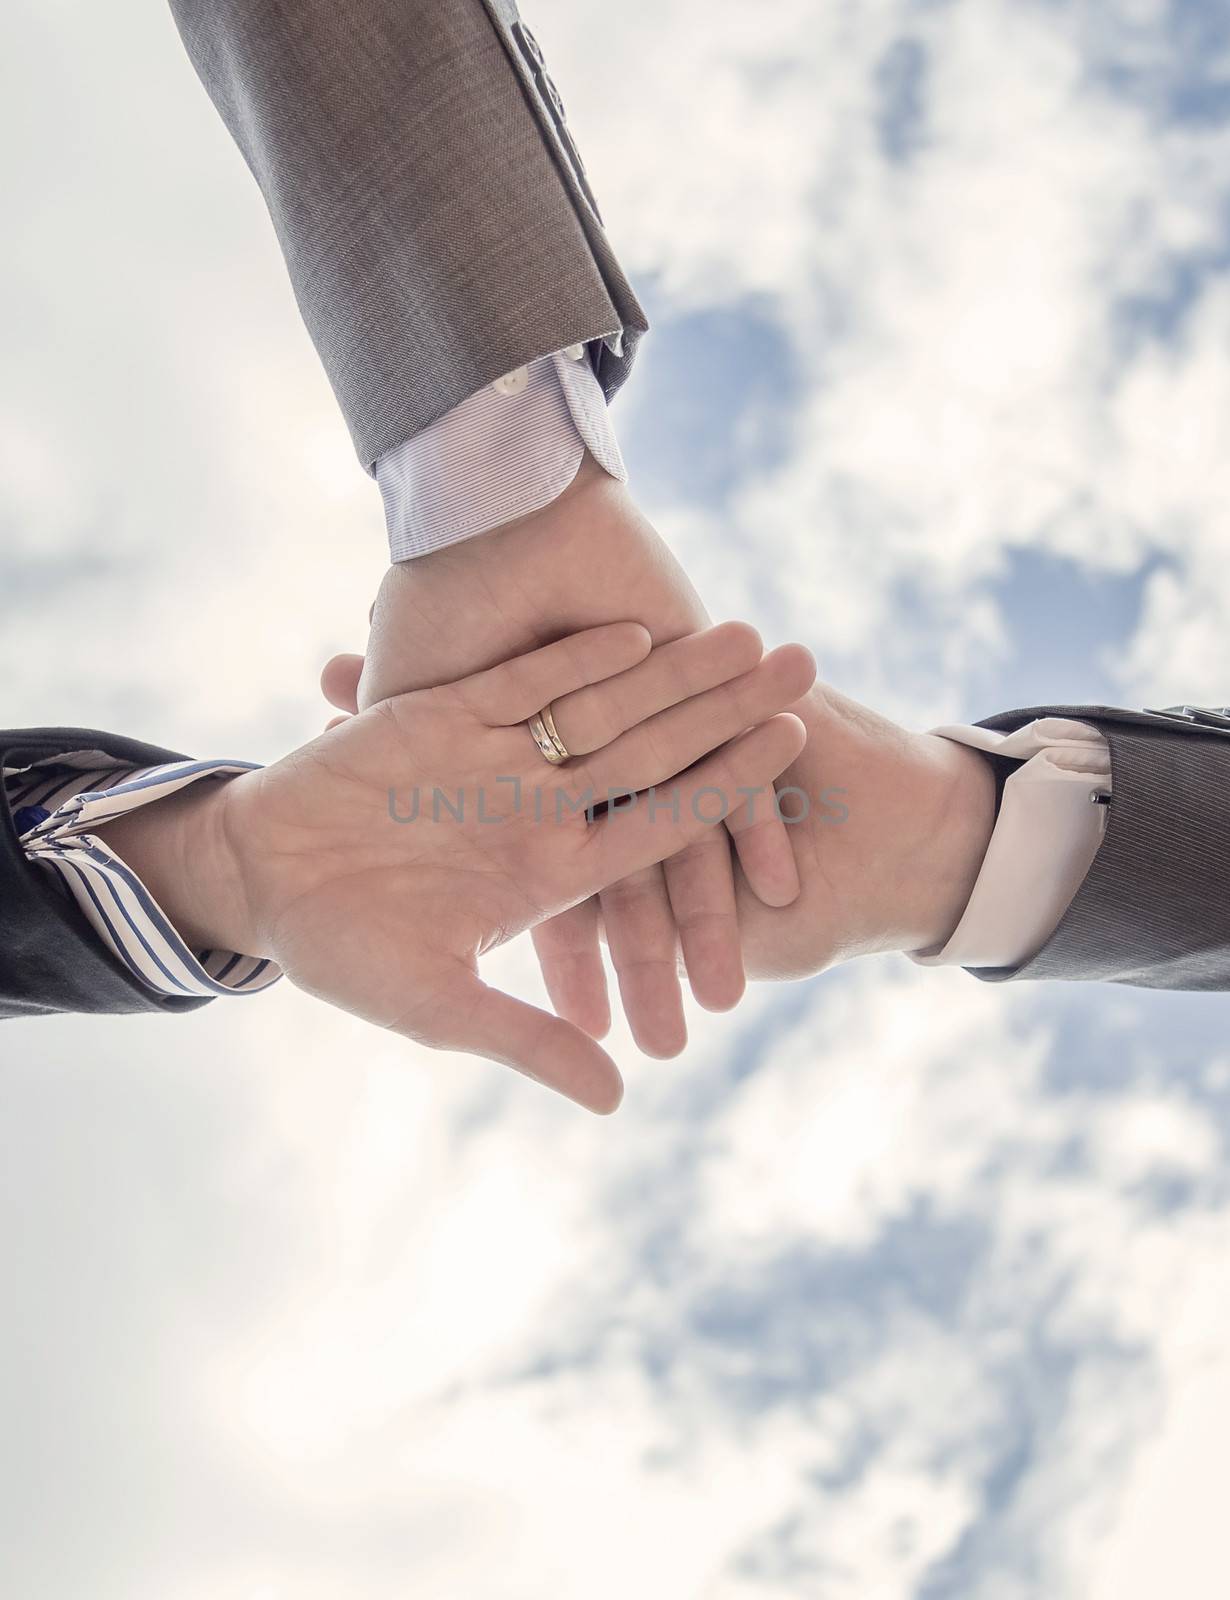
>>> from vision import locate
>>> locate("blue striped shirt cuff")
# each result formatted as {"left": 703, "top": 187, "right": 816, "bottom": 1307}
{"left": 4, "top": 755, "right": 282, "bottom": 1001}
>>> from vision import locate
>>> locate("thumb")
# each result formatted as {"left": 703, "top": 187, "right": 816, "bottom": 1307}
{"left": 321, "top": 652, "right": 365, "bottom": 714}
{"left": 411, "top": 971, "right": 624, "bottom": 1115}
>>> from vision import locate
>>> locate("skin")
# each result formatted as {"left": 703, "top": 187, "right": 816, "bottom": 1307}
{"left": 734, "top": 683, "right": 1000, "bottom": 978}
{"left": 324, "top": 666, "right": 1001, "bottom": 991}
{"left": 97, "top": 623, "right": 816, "bottom": 1114}
{"left": 354, "top": 451, "right": 807, "bottom": 1059}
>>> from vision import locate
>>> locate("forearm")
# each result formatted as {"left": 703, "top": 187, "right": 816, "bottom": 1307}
{"left": 93, "top": 776, "right": 258, "bottom": 958}
{"left": 966, "top": 706, "right": 1230, "bottom": 988}
{"left": 1, "top": 732, "right": 268, "bottom": 1017}
{"left": 167, "top": 0, "right": 644, "bottom": 466}
{"left": 738, "top": 690, "right": 1230, "bottom": 992}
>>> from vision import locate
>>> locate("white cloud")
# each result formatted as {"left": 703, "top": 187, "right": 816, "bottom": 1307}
{"left": 6, "top": 1, "right": 1230, "bottom": 1594}
{"left": 541, "top": 0, "right": 1230, "bottom": 718}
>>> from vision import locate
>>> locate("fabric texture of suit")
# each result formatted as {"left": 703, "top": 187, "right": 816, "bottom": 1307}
{"left": 167, "top": 0, "right": 648, "bottom": 468}
{"left": 969, "top": 706, "right": 1230, "bottom": 990}
{"left": 0, "top": 730, "right": 207, "bottom": 1021}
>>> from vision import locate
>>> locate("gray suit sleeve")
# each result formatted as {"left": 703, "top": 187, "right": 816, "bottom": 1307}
{"left": 167, "top": 0, "right": 647, "bottom": 468}
{"left": 965, "top": 706, "right": 1230, "bottom": 991}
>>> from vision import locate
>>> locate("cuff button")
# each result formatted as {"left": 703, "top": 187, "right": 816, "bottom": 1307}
{"left": 491, "top": 366, "right": 529, "bottom": 397}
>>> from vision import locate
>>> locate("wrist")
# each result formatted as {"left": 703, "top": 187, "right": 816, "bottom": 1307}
{"left": 905, "top": 734, "right": 998, "bottom": 953}
{"left": 93, "top": 775, "right": 263, "bottom": 957}
{"left": 360, "top": 456, "right": 702, "bottom": 710}
{"left": 735, "top": 687, "right": 997, "bottom": 979}
{"left": 385, "top": 447, "right": 608, "bottom": 587}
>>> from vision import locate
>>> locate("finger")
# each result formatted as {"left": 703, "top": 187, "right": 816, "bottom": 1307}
{"left": 324, "top": 713, "right": 351, "bottom": 732}
{"left": 583, "top": 713, "right": 808, "bottom": 891}
{"left": 663, "top": 830, "right": 745, "bottom": 1012}
{"left": 725, "top": 795, "right": 802, "bottom": 906}
{"left": 600, "top": 867, "right": 687, "bottom": 1059}
{"left": 532, "top": 901, "right": 611, "bottom": 1040}
{"left": 322, "top": 653, "right": 364, "bottom": 714}
{"left": 549, "top": 621, "right": 762, "bottom": 757}
{"left": 464, "top": 623, "right": 652, "bottom": 727}
{"left": 578, "top": 643, "right": 817, "bottom": 799}
{"left": 423, "top": 969, "right": 624, "bottom": 1115}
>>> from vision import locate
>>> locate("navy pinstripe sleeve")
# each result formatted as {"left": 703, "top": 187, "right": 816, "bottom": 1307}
{"left": 1, "top": 729, "right": 279, "bottom": 1020}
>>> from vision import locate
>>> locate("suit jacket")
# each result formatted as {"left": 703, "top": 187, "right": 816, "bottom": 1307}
{"left": 3, "top": 0, "right": 649, "bottom": 1025}
{"left": 167, "top": 0, "right": 648, "bottom": 469}
{"left": 967, "top": 705, "right": 1230, "bottom": 990}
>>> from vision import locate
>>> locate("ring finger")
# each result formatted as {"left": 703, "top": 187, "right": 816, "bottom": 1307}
{"left": 547, "top": 621, "right": 762, "bottom": 758}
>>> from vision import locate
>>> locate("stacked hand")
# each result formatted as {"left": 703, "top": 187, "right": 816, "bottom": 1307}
{"left": 308, "top": 451, "right": 1002, "bottom": 1100}
{"left": 345, "top": 451, "right": 807, "bottom": 1058}
{"left": 100, "top": 621, "right": 815, "bottom": 1112}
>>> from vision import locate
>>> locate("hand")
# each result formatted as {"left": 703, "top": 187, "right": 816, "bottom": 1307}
{"left": 100, "top": 624, "right": 815, "bottom": 1113}
{"left": 351, "top": 453, "right": 806, "bottom": 1058}
{"left": 733, "top": 683, "right": 999, "bottom": 979}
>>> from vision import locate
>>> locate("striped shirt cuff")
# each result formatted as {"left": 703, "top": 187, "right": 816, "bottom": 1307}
{"left": 5, "top": 754, "right": 282, "bottom": 1001}
{"left": 375, "top": 342, "right": 628, "bottom": 562}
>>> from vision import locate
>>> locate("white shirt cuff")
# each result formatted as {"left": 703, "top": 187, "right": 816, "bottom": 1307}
{"left": 908, "top": 718, "right": 1112, "bottom": 970}
{"left": 5, "top": 753, "right": 282, "bottom": 1000}
{"left": 374, "top": 343, "right": 627, "bottom": 562}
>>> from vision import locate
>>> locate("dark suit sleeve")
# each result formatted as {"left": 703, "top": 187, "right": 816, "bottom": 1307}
{"left": 166, "top": 0, "right": 647, "bottom": 468}
{"left": 0, "top": 729, "right": 212, "bottom": 1021}
{"left": 964, "top": 706, "right": 1230, "bottom": 991}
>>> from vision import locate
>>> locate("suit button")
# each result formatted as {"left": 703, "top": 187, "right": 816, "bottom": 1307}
{"left": 514, "top": 22, "right": 545, "bottom": 68}
{"left": 558, "top": 123, "right": 589, "bottom": 177}
{"left": 541, "top": 71, "right": 567, "bottom": 124}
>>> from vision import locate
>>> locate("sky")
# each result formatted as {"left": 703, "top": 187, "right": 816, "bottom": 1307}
{"left": 3, "top": 0, "right": 1230, "bottom": 1595}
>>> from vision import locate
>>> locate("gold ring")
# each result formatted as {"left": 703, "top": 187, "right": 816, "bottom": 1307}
{"left": 527, "top": 703, "right": 570, "bottom": 765}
